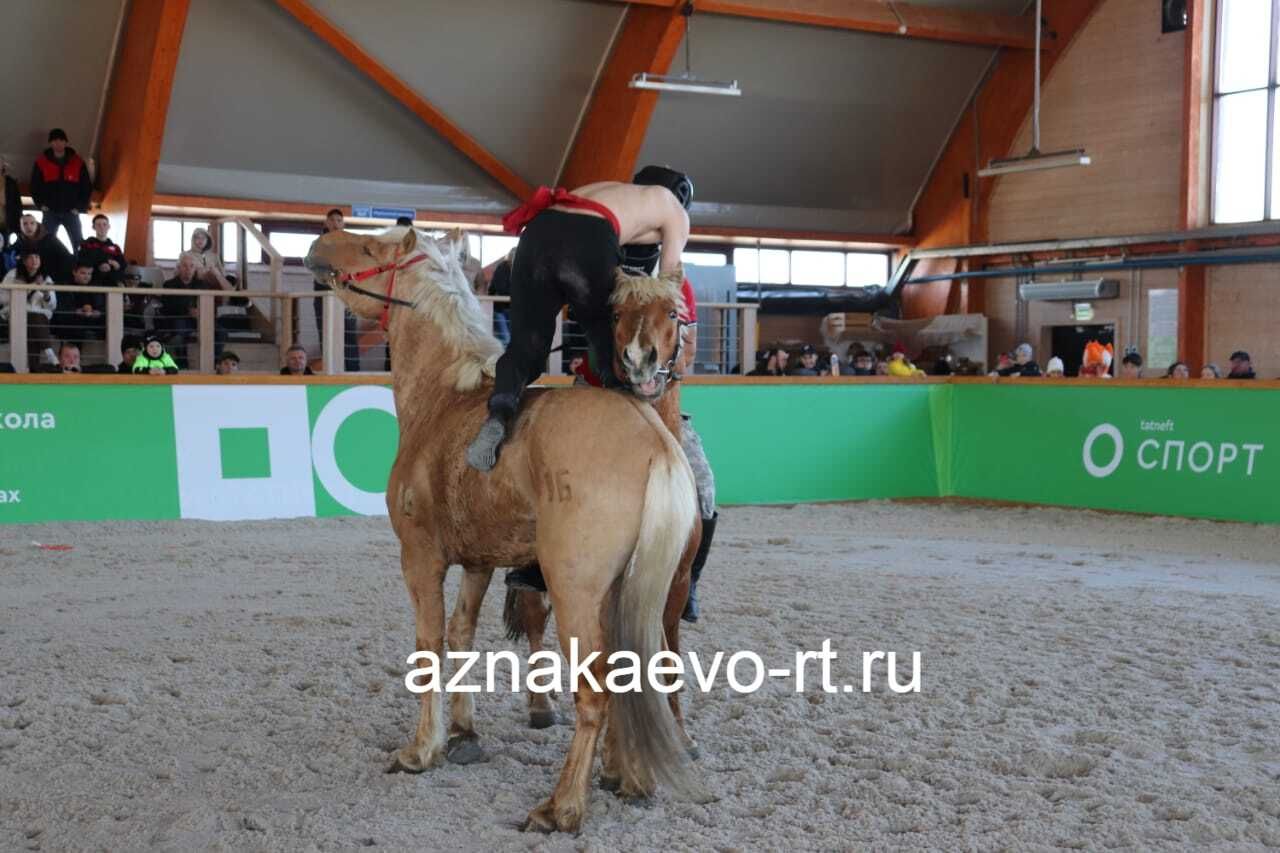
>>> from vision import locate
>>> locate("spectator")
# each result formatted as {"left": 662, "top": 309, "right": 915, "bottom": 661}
{"left": 281, "top": 344, "right": 315, "bottom": 376}
{"left": 158, "top": 253, "right": 225, "bottom": 368}
{"left": 746, "top": 347, "right": 785, "bottom": 376}
{"left": 309, "top": 208, "right": 359, "bottom": 372}
{"left": 188, "top": 227, "right": 233, "bottom": 291}
{"left": 990, "top": 352, "right": 1014, "bottom": 376}
{"left": 1166, "top": 361, "right": 1190, "bottom": 379}
{"left": 1, "top": 161, "right": 20, "bottom": 264}
{"left": 930, "top": 352, "right": 954, "bottom": 376}
{"left": 216, "top": 350, "right": 241, "bottom": 375}
{"left": 116, "top": 334, "right": 142, "bottom": 373}
{"left": 12, "top": 213, "right": 73, "bottom": 283}
{"left": 55, "top": 260, "right": 104, "bottom": 345}
{"left": 79, "top": 214, "right": 125, "bottom": 286}
{"left": 56, "top": 342, "right": 81, "bottom": 373}
{"left": 1045, "top": 356, "right": 1065, "bottom": 377}
{"left": 1227, "top": 350, "right": 1256, "bottom": 380}
{"left": 31, "top": 129, "right": 92, "bottom": 251}
{"left": 131, "top": 334, "right": 180, "bottom": 375}
{"left": 849, "top": 350, "right": 875, "bottom": 376}
{"left": 886, "top": 349, "right": 925, "bottom": 378}
{"left": 1078, "top": 341, "right": 1113, "bottom": 378}
{"left": 996, "top": 343, "right": 1041, "bottom": 377}
{"left": 1120, "top": 351, "right": 1143, "bottom": 379}
{"left": 791, "top": 344, "right": 822, "bottom": 376}
{"left": 1200, "top": 363, "right": 1221, "bottom": 380}
{"left": 1, "top": 252, "right": 57, "bottom": 368}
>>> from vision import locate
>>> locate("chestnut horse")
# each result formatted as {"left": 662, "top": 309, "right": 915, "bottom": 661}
{"left": 305, "top": 228, "right": 706, "bottom": 832}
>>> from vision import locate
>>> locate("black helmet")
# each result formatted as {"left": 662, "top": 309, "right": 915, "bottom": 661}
{"left": 620, "top": 243, "right": 661, "bottom": 274}
{"left": 633, "top": 165, "right": 693, "bottom": 210}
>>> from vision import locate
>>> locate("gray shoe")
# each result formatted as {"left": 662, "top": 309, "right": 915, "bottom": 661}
{"left": 466, "top": 417, "right": 506, "bottom": 472}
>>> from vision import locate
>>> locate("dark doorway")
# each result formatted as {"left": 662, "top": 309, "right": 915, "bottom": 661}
{"left": 1050, "top": 324, "right": 1116, "bottom": 377}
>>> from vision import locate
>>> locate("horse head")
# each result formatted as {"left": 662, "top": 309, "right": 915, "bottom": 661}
{"left": 610, "top": 265, "right": 686, "bottom": 403}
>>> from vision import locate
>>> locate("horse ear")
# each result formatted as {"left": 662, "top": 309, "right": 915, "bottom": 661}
{"left": 400, "top": 227, "right": 417, "bottom": 253}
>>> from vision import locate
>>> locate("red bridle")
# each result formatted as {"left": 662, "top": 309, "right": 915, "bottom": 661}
{"left": 337, "top": 251, "right": 428, "bottom": 330}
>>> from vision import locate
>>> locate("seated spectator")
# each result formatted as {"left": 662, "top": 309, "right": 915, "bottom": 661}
{"left": 56, "top": 342, "right": 81, "bottom": 374}
{"left": 791, "top": 344, "right": 822, "bottom": 376}
{"left": 216, "top": 350, "right": 241, "bottom": 375}
{"left": 1166, "top": 361, "right": 1190, "bottom": 379}
{"left": 1, "top": 161, "right": 20, "bottom": 267}
{"left": 1, "top": 251, "right": 58, "bottom": 367}
{"left": 747, "top": 346, "right": 788, "bottom": 377}
{"left": 281, "top": 345, "right": 315, "bottom": 376}
{"left": 157, "top": 253, "right": 225, "bottom": 368}
{"left": 849, "top": 349, "right": 875, "bottom": 376}
{"left": 989, "top": 352, "right": 1014, "bottom": 376}
{"left": 79, "top": 214, "right": 125, "bottom": 287}
{"left": 131, "top": 335, "right": 180, "bottom": 375}
{"left": 1045, "top": 357, "right": 1065, "bottom": 377}
{"left": 1120, "top": 351, "right": 1143, "bottom": 379}
{"left": 116, "top": 334, "right": 143, "bottom": 373}
{"left": 996, "top": 343, "right": 1041, "bottom": 377}
{"left": 930, "top": 352, "right": 954, "bottom": 376}
{"left": 188, "top": 227, "right": 233, "bottom": 291}
{"left": 31, "top": 128, "right": 92, "bottom": 251}
{"left": 886, "top": 349, "right": 926, "bottom": 378}
{"left": 12, "top": 213, "right": 73, "bottom": 283}
{"left": 1226, "top": 350, "right": 1256, "bottom": 379}
{"left": 55, "top": 260, "right": 105, "bottom": 345}
{"left": 1078, "top": 341, "right": 1113, "bottom": 378}
{"left": 1200, "top": 363, "right": 1221, "bottom": 380}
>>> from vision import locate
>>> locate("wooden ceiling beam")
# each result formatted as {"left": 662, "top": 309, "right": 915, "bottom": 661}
{"left": 273, "top": 0, "right": 532, "bottom": 200}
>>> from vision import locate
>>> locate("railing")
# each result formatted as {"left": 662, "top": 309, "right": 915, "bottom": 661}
{"left": 4, "top": 283, "right": 759, "bottom": 377}
{"left": 211, "top": 216, "right": 285, "bottom": 341}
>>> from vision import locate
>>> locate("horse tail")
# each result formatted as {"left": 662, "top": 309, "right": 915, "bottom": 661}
{"left": 502, "top": 586, "right": 525, "bottom": 641}
{"left": 607, "top": 444, "right": 708, "bottom": 802}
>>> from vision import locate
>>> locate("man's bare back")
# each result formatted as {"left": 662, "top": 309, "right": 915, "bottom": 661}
{"left": 552, "top": 182, "right": 690, "bottom": 273}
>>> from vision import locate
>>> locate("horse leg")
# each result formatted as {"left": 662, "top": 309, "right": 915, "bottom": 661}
{"left": 521, "top": 591, "right": 559, "bottom": 729}
{"left": 523, "top": 589, "right": 611, "bottom": 834}
{"left": 445, "top": 565, "right": 493, "bottom": 765}
{"left": 389, "top": 541, "right": 449, "bottom": 773}
{"left": 663, "top": 516, "right": 701, "bottom": 759}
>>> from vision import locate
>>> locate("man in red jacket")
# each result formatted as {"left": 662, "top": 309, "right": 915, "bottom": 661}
{"left": 31, "top": 128, "right": 92, "bottom": 252}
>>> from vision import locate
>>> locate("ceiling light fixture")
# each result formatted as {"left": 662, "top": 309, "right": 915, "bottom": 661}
{"left": 978, "top": 0, "right": 1090, "bottom": 177}
{"left": 628, "top": 3, "right": 742, "bottom": 98}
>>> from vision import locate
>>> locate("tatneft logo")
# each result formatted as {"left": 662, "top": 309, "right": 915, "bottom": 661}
{"left": 172, "top": 386, "right": 396, "bottom": 520}
{"left": 0, "top": 489, "right": 21, "bottom": 504}
{"left": 1082, "top": 422, "right": 1265, "bottom": 479}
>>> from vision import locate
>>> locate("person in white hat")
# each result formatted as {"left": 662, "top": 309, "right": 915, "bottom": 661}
{"left": 1045, "top": 356, "right": 1065, "bottom": 378}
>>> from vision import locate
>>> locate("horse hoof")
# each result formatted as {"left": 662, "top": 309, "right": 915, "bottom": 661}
{"left": 686, "top": 743, "right": 701, "bottom": 761}
{"left": 386, "top": 752, "right": 429, "bottom": 774}
{"left": 446, "top": 734, "right": 486, "bottom": 765}
{"left": 528, "top": 710, "right": 558, "bottom": 729}
{"left": 521, "top": 801, "right": 557, "bottom": 833}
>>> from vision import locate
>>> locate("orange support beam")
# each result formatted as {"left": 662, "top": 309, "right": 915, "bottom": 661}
{"left": 1178, "top": 0, "right": 1212, "bottom": 370}
{"left": 559, "top": 4, "right": 687, "bottom": 187}
{"left": 272, "top": 0, "right": 532, "bottom": 201}
{"left": 97, "top": 0, "right": 191, "bottom": 263}
{"left": 611, "top": 0, "right": 1037, "bottom": 49}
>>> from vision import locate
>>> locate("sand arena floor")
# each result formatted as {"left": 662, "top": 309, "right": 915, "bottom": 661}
{"left": 2, "top": 502, "right": 1280, "bottom": 851}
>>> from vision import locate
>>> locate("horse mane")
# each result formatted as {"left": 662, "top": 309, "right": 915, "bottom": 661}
{"left": 611, "top": 267, "right": 682, "bottom": 307}
{"left": 399, "top": 230, "right": 502, "bottom": 392}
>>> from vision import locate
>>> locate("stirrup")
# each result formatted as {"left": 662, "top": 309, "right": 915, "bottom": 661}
{"left": 465, "top": 417, "right": 506, "bottom": 472}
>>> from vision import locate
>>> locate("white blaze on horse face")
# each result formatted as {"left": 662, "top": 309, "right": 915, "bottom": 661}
{"left": 624, "top": 316, "right": 649, "bottom": 379}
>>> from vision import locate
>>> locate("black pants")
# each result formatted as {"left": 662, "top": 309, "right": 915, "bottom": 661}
{"left": 42, "top": 210, "right": 83, "bottom": 252}
{"left": 488, "top": 211, "right": 619, "bottom": 424}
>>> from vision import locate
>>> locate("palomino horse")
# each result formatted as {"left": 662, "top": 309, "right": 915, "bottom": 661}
{"left": 506, "top": 268, "right": 702, "bottom": 754}
{"left": 305, "top": 227, "right": 706, "bottom": 832}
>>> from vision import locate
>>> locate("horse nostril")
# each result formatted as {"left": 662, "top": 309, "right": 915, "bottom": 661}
{"left": 646, "top": 347, "right": 657, "bottom": 366}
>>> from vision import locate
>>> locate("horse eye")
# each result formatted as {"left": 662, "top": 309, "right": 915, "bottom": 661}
{"left": 612, "top": 313, "right": 620, "bottom": 323}
{"left": 668, "top": 310, "right": 678, "bottom": 320}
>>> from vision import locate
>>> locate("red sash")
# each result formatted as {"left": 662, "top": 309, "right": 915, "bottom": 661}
{"left": 502, "top": 187, "right": 620, "bottom": 236}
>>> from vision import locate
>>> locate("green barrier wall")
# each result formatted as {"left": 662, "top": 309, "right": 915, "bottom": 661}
{"left": 1, "top": 382, "right": 1276, "bottom": 524}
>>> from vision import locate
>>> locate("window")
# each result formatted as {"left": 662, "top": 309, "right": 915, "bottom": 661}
{"left": 733, "top": 247, "right": 890, "bottom": 286}
{"left": 480, "top": 234, "right": 519, "bottom": 266}
{"left": 680, "top": 251, "right": 727, "bottom": 266}
{"left": 220, "top": 222, "right": 263, "bottom": 265}
{"left": 152, "top": 219, "right": 182, "bottom": 261}
{"left": 268, "top": 231, "right": 320, "bottom": 259}
{"left": 1212, "top": 0, "right": 1279, "bottom": 222}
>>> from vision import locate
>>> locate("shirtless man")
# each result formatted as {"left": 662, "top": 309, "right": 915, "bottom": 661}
{"left": 466, "top": 166, "right": 692, "bottom": 471}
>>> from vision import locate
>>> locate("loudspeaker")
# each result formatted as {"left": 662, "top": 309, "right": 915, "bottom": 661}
{"left": 1162, "top": 0, "right": 1188, "bottom": 33}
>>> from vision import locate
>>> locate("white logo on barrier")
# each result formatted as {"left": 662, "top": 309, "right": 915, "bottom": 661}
{"left": 172, "top": 386, "right": 398, "bottom": 520}
{"left": 310, "top": 386, "right": 396, "bottom": 516}
{"left": 1083, "top": 421, "right": 1264, "bottom": 480}
{"left": 173, "top": 386, "right": 316, "bottom": 520}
